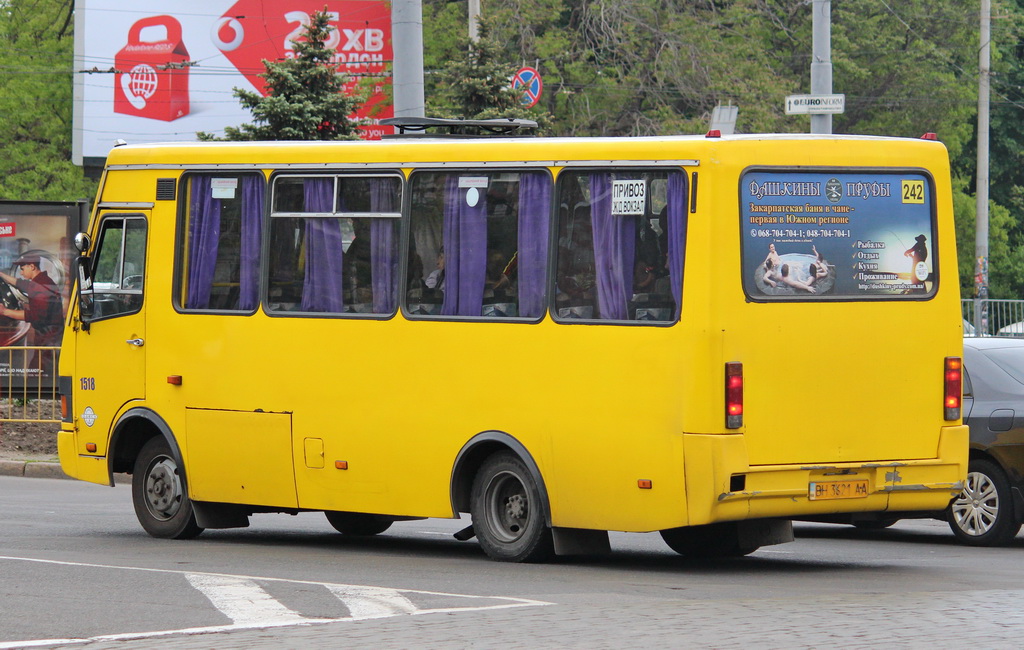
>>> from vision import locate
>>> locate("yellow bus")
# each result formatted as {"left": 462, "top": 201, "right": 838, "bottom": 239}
{"left": 57, "top": 123, "right": 968, "bottom": 561}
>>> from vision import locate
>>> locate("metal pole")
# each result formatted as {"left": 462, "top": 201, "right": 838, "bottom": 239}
{"left": 469, "top": 0, "right": 481, "bottom": 42}
{"left": 392, "top": 0, "right": 425, "bottom": 118}
{"left": 810, "top": 0, "right": 832, "bottom": 134}
{"left": 975, "top": 0, "right": 991, "bottom": 333}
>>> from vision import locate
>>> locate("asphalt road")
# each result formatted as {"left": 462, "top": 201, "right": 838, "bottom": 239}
{"left": 3, "top": 475, "right": 1024, "bottom": 649}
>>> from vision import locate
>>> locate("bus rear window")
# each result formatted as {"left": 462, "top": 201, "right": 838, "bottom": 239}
{"left": 740, "top": 170, "right": 936, "bottom": 300}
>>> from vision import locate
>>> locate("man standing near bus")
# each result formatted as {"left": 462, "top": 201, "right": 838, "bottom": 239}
{"left": 0, "top": 254, "right": 64, "bottom": 376}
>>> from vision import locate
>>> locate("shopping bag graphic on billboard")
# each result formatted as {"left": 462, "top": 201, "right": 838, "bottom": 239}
{"left": 114, "top": 16, "right": 191, "bottom": 121}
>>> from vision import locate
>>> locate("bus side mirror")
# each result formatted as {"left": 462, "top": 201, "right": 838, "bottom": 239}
{"left": 74, "top": 232, "right": 91, "bottom": 254}
{"left": 73, "top": 231, "right": 94, "bottom": 295}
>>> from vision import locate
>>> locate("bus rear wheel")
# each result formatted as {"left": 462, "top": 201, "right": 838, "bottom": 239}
{"left": 131, "top": 437, "right": 203, "bottom": 539}
{"left": 470, "top": 451, "right": 553, "bottom": 563}
{"left": 324, "top": 512, "right": 393, "bottom": 536}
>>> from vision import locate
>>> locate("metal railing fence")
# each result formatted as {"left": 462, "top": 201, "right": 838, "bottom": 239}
{"left": 962, "top": 299, "right": 1024, "bottom": 337}
{"left": 0, "top": 346, "right": 60, "bottom": 422}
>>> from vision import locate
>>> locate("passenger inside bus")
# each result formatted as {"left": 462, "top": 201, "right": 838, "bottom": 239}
{"left": 344, "top": 217, "right": 373, "bottom": 312}
{"left": 555, "top": 204, "right": 597, "bottom": 319}
{"left": 483, "top": 249, "right": 517, "bottom": 317}
{"left": 629, "top": 208, "right": 675, "bottom": 321}
{"left": 425, "top": 247, "right": 445, "bottom": 290}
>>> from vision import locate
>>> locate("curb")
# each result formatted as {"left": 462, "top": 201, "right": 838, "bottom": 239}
{"left": 0, "top": 460, "right": 68, "bottom": 479}
{"left": 0, "top": 460, "right": 130, "bottom": 484}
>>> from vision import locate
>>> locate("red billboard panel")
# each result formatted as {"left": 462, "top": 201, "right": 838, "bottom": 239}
{"left": 74, "top": 1, "right": 394, "bottom": 163}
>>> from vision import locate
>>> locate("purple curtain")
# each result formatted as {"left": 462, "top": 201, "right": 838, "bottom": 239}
{"left": 667, "top": 172, "right": 686, "bottom": 319}
{"left": 518, "top": 173, "right": 550, "bottom": 318}
{"left": 370, "top": 179, "right": 397, "bottom": 313}
{"left": 441, "top": 176, "right": 488, "bottom": 316}
{"left": 239, "top": 176, "right": 263, "bottom": 311}
{"left": 590, "top": 173, "right": 633, "bottom": 320}
{"left": 186, "top": 175, "right": 220, "bottom": 309}
{"left": 301, "top": 178, "right": 345, "bottom": 312}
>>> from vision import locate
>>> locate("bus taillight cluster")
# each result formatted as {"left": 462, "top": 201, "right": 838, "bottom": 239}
{"left": 944, "top": 356, "right": 962, "bottom": 421}
{"left": 725, "top": 362, "right": 743, "bottom": 429}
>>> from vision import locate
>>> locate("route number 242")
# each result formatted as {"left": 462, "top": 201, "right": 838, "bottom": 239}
{"left": 901, "top": 179, "right": 925, "bottom": 204}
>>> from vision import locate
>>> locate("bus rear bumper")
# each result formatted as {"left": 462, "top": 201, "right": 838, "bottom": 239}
{"left": 738, "top": 459, "right": 964, "bottom": 520}
{"left": 684, "top": 425, "right": 969, "bottom": 525}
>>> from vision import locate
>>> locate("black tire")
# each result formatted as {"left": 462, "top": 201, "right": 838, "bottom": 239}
{"left": 947, "top": 458, "right": 1021, "bottom": 546}
{"left": 324, "top": 511, "right": 393, "bottom": 536}
{"left": 852, "top": 519, "right": 899, "bottom": 530}
{"left": 470, "top": 451, "right": 553, "bottom": 562}
{"left": 131, "top": 437, "right": 203, "bottom": 539}
{"left": 660, "top": 523, "right": 758, "bottom": 558}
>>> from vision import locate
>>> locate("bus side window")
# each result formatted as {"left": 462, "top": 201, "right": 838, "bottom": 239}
{"left": 86, "top": 216, "right": 146, "bottom": 321}
{"left": 178, "top": 173, "right": 264, "bottom": 313}
{"left": 554, "top": 170, "right": 686, "bottom": 323}
{"left": 405, "top": 170, "right": 550, "bottom": 320}
{"left": 267, "top": 175, "right": 401, "bottom": 316}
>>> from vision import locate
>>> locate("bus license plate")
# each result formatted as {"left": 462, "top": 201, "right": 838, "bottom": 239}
{"left": 808, "top": 480, "right": 869, "bottom": 500}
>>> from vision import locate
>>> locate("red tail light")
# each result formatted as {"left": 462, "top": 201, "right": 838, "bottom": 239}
{"left": 944, "top": 356, "right": 962, "bottom": 420}
{"left": 726, "top": 362, "right": 743, "bottom": 429}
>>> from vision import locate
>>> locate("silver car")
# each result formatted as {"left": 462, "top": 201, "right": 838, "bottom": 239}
{"left": 947, "top": 337, "right": 1024, "bottom": 545}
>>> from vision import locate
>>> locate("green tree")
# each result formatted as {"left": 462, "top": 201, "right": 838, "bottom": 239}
{"left": 201, "top": 10, "right": 364, "bottom": 141}
{"left": 953, "top": 178, "right": 1024, "bottom": 299}
{"left": 0, "top": 0, "right": 95, "bottom": 200}
{"left": 429, "top": 17, "right": 551, "bottom": 130}
{"left": 467, "top": 0, "right": 985, "bottom": 140}
{"left": 428, "top": 0, "right": 1024, "bottom": 298}
{"left": 954, "top": 2, "right": 1024, "bottom": 299}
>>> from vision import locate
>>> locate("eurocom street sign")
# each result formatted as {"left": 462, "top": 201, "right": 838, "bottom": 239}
{"left": 785, "top": 94, "right": 845, "bottom": 115}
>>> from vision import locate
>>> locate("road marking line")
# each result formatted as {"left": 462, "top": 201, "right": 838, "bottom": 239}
{"left": 326, "top": 584, "right": 419, "bottom": 619}
{"left": 186, "top": 574, "right": 306, "bottom": 626}
{"left": 0, "top": 555, "right": 552, "bottom": 648}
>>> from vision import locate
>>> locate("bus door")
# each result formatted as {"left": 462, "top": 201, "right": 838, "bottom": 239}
{"left": 74, "top": 212, "right": 148, "bottom": 457}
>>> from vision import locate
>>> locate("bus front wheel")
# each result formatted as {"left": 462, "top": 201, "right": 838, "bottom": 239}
{"left": 470, "top": 451, "right": 553, "bottom": 562}
{"left": 324, "top": 511, "right": 393, "bottom": 536}
{"left": 131, "top": 437, "right": 204, "bottom": 539}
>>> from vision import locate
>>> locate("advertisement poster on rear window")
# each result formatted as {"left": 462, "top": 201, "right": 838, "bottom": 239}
{"left": 740, "top": 170, "right": 936, "bottom": 300}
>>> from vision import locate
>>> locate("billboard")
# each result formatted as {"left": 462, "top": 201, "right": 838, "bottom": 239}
{"left": 73, "top": 0, "right": 393, "bottom": 165}
{"left": 0, "top": 201, "right": 89, "bottom": 390}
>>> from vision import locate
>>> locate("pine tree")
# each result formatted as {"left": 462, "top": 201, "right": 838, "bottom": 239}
{"left": 200, "top": 10, "right": 364, "bottom": 141}
{"left": 432, "top": 18, "right": 550, "bottom": 131}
